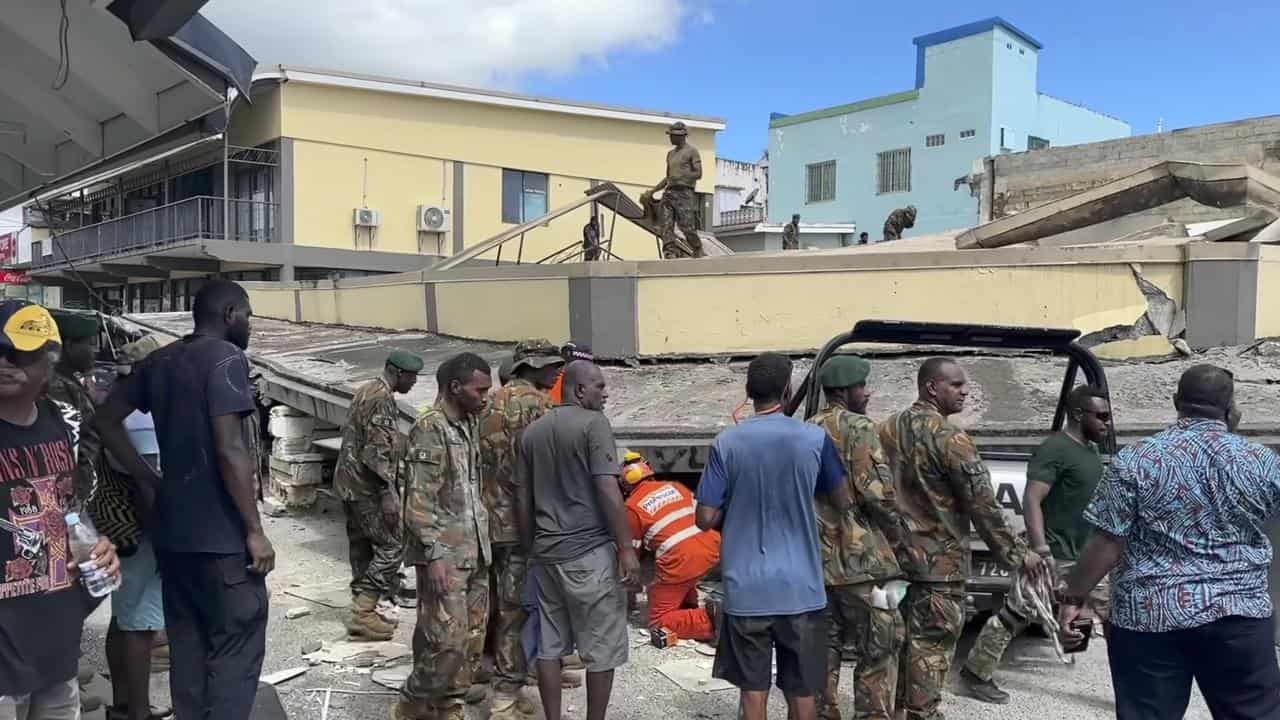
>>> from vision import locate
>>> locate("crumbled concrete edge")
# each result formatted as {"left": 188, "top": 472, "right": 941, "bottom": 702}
{"left": 1078, "top": 264, "right": 1185, "bottom": 349}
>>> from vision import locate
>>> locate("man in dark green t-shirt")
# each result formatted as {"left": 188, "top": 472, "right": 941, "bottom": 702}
{"left": 960, "top": 385, "right": 1111, "bottom": 704}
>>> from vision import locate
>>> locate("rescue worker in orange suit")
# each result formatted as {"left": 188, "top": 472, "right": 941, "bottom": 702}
{"left": 620, "top": 452, "right": 722, "bottom": 643}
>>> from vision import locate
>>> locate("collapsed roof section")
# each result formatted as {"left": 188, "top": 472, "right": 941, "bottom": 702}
{"left": 956, "top": 162, "right": 1280, "bottom": 250}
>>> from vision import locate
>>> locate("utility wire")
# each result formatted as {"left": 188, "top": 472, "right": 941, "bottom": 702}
{"left": 52, "top": 0, "right": 71, "bottom": 91}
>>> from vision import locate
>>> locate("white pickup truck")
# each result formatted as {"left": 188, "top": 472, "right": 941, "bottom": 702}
{"left": 789, "top": 320, "right": 1118, "bottom": 616}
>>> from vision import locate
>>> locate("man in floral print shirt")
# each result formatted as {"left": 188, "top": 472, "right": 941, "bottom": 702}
{"left": 1060, "top": 364, "right": 1280, "bottom": 719}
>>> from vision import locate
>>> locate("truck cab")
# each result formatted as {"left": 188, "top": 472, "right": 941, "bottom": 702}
{"left": 788, "top": 320, "right": 1116, "bottom": 615}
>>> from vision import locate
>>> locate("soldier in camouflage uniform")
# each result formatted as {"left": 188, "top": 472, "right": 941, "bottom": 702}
{"left": 45, "top": 311, "right": 102, "bottom": 511}
{"left": 334, "top": 350, "right": 422, "bottom": 640}
{"left": 393, "top": 352, "right": 493, "bottom": 720}
{"left": 479, "top": 339, "right": 563, "bottom": 719}
{"left": 810, "top": 356, "right": 910, "bottom": 720}
{"left": 881, "top": 205, "right": 916, "bottom": 242}
{"left": 782, "top": 214, "right": 801, "bottom": 250}
{"left": 878, "top": 358, "right": 1045, "bottom": 720}
{"left": 643, "top": 121, "right": 704, "bottom": 259}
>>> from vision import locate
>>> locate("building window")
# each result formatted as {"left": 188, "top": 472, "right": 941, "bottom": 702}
{"left": 876, "top": 148, "right": 911, "bottom": 195}
{"left": 501, "top": 169, "right": 549, "bottom": 224}
{"left": 1027, "top": 135, "right": 1051, "bottom": 151}
{"left": 960, "top": 129, "right": 976, "bottom": 139}
{"left": 926, "top": 134, "right": 945, "bottom": 148}
{"left": 805, "top": 161, "right": 837, "bottom": 203}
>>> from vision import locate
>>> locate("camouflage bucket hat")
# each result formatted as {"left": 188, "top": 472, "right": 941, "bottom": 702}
{"left": 512, "top": 338, "right": 564, "bottom": 371}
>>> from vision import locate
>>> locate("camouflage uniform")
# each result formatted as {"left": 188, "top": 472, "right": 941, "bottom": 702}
{"left": 45, "top": 369, "right": 99, "bottom": 511}
{"left": 812, "top": 406, "right": 909, "bottom": 720}
{"left": 400, "top": 402, "right": 491, "bottom": 717}
{"left": 878, "top": 402, "right": 1026, "bottom": 720}
{"left": 658, "top": 140, "right": 704, "bottom": 259}
{"left": 782, "top": 220, "right": 800, "bottom": 250}
{"left": 478, "top": 377, "right": 553, "bottom": 699}
{"left": 334, "top": 377, "right": 406, "bottom": 600}
{"left": 963, "top": 560, "right": 1110, "bottom": 682}
{"left": 882, "top": 206, "right": 917, "bottom": 242}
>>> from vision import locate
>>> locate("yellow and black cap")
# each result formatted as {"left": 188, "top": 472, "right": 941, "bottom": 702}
{"left": 0, "top": 300, "right": 61, "bottom": 353}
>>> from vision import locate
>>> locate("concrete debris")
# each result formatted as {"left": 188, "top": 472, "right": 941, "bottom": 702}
{"left": 301, "top": 640, "right": 324, "bottom": 655}
{"left": 262, "top": 666, "right": 309, "bottom": 686}
{"left": 263, "top": 498, "right": 289, "bottom": 517}
{"left": 285, "top": 579, "right": 355, "bottom": 609}
{"left": 371, "top": 664, "right": 411, "bottom": 690}
{"left": 654, "top": 658, "right": 737, "bottom": 693}
{"left": 1172, "top": 338, "right": 1194, "bottom": 357}
{"left": 303, "top": 639, "right": 411, "bottom": 667}
{"left": 285, "top": 606, "right": 313, "bottom": 620}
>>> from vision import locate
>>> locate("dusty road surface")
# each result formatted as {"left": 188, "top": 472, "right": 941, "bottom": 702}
{"left": 78, "top": 498, "right": 1216, "bottom": 720}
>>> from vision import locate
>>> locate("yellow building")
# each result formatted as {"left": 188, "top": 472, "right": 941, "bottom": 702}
{"left": 22, "top": 66, "right": 722, "bottom": 310}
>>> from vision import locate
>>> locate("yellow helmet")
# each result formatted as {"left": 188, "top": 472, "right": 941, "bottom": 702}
{"left": 621, "top": 451, "right": 654, "bottom": 485}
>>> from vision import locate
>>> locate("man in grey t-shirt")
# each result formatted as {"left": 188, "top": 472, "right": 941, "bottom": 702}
{"left": 517, "top": 361, "right": 639, "bottom": 720}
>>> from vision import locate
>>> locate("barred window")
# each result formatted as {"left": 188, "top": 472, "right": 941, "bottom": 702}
{"left": 926, "top": 133, "right": 945, "bottom": 148}
{"left": 960, "top": 129, "right": 976, "bottom": 139}
{"left": 1027, "top": 135, "right": 1051, "bottom": 151}
{"left": 876, "top": 148, "right": 911, "bottom": 195}
{"left": 806, "top": 161, "right": 836, "bottom": 203}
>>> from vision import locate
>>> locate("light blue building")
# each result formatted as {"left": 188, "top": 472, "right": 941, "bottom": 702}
{"left": 767, "top": 18, "right": 1130, "bottom": 238}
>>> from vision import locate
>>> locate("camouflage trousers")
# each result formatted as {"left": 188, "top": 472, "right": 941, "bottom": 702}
{"left": 821, "top": 582, "right": 905, "bottom": 720}
{"left": 963, "top": 560, "right": 1111, "bottom": 682}
{"left": 659, "top": 186, "right": 704, "bottom": 258}
{"left": 402, "top": 560, "right": 490, "bottom": 713}
{"left": 896, "top": 581, "right": 965, "bottom": 720}
{"left": 344, "top": 498, "right": 404, "bottom": 599}
{"left": 489, "top": 544, "right": 529, "bottom": 694}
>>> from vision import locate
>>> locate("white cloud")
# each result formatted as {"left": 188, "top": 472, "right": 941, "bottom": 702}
{"left": 203, "top": 0, "right": 700, "bottom": 88}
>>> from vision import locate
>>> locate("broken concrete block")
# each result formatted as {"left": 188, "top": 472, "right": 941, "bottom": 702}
{"left": 272, "top": 437, "right": 314, "bottom": 457}
{"left": 286, "top": 606, "right": 312, "bottom": 620}
{"left": 268, "top": 413, "right": 316, "bottom": 440}
{"left": 1093, "top": 335, "right": 1175, "bottom": 361}
{"left": 269, "top": 454, "right": 326, "bottom": 486}
{"left": 263, "top": 498, "right": 289, "bottom": 517}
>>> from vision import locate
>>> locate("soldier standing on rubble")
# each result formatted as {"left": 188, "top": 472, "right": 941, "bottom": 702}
{"left": 783, "top": 214, "right": 801, "bottom": 250}
{"left": 393, "top": 353, "right": 493, "bottom": 720}
{"left": 334, "top": 350, "right": 422, "bottom": 641}
{"left": 479, "top": 339, "right": 563, "bottom": 720}
{"left": 643, "top": 121, "right": 704, "bottom": 259}
{"left": 878, "top": 358, "right": 1045, "bottom": 720}
{"left": 811, "top": 356, "right": 909, "bottom": 720}
{"left": 882, "top": 205, "right": 916, "bottom": 242}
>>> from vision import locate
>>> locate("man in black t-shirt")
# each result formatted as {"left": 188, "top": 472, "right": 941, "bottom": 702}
{"left": 98, "top": 280, "right": 275, "bottom": 720}
{"left": 0, "top": 300, "right": 120, "bottom": 718}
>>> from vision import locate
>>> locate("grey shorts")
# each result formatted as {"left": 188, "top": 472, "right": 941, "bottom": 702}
{"left": 0, "top": 676, "right": 79, "bottom": 720}
{"left": 534, "top": 543, "right": 628, "bottom": 672}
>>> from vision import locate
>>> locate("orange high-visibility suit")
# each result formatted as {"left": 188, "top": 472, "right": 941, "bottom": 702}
{"left": 625, "top": 479, "right": 721, "bottom": 641}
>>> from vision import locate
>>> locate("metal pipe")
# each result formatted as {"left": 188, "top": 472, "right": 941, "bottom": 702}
{"left": 223, "top": 97, "right": 231, "bottom": 242}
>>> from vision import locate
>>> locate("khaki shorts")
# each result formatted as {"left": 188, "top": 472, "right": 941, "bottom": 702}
{"left": 534, "top": 543, "right": 628, "bottom": 673}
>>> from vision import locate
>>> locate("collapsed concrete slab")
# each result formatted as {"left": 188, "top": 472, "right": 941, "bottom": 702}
{"left": 957, "top": 162, "right": 1280, "bottom": 250}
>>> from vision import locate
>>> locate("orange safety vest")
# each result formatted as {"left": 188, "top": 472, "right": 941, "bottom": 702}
{"left": 549, "top": 371, "right": 564, "bottom": 405}
{"left": 625, "top": 480, "right": 720, "bottom": 584}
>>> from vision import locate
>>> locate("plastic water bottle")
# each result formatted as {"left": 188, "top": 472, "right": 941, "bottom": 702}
{"left": 871, "top": 579, "right": 911, "bottom": 610}
{"left": 65, "top": 513, "right": 120, "bottom": 597}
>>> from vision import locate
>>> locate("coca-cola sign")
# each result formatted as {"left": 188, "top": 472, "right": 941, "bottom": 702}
{"left": 0, "top": 270, "right": 28, "bottom": 284}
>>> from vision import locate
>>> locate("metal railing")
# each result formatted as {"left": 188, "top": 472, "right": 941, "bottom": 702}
{"left": 716, "top": 206, "right": 764, "bottom": 226}
{"left": 33, "top": 195, "right": 278, "bottom": 268}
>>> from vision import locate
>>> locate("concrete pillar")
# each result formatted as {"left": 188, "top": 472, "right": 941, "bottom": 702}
{"left": 1183, "top": 243, "right": 1260, "bottom": 350}
{"left": 568, "top": 270, "right": 638, "bottom": 359}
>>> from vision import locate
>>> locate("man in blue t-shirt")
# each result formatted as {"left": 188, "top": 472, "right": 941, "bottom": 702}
{"left": 695, "top": 353, "right": 850, "bottom": 720}
{"left": 98, "top": 280, "right": 273, "bottom": 720}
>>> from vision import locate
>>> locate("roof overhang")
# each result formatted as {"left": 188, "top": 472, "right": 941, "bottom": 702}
{"left": 256, "top": 66, "right": 726, "bottom": 132}
{"left": 0, "top": 1, "right": 253, "bottom": 208}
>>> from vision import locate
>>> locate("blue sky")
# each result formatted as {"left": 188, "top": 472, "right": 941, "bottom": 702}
{"left": 518, "top": 1, "right": 1276, "bottom": 161}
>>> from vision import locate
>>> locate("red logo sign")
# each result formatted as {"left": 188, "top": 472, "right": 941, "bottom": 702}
{"left": 0, "top": 233, "right": 14, "bottom": 265}
{"left": 0, "top": 271, "right": 28, "bottom": 284}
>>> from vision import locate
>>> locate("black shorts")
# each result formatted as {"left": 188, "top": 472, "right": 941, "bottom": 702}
{"left": 712, "top": 610, "right": 827, "bottom": 694}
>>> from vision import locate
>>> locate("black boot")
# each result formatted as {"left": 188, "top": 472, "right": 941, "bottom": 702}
{"left": 960, "top": 667, "right": 1011, "bottom": 704}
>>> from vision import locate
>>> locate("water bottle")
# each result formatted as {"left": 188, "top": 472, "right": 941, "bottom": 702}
{"left": 65, "top": 513, "right": 120, "bottom": 597}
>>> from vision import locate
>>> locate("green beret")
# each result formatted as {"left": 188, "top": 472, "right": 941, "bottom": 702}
{"left": 819, "top": 355, "right": 871, "bottom": 389}
{"left": 51, "top": 311, "right": 99, "bottom": 342}
{"left": 387, "top": 350, "right": 424, "bottom": 373}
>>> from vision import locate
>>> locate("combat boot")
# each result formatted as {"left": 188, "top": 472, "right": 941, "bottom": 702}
{"left": 347, "top": 593, "right": 396, "bottom": 641}
{"left": 388, "top": 702, "right": 435, "bottom": 720}
{"left": 490, "top": 692, "right": 536, "bottom": 720}
{"left": 959, "top": 667, "right": 1010, "bottom": 704}
{"left": 437, "top": 705, "right": 466, "bottom": 720}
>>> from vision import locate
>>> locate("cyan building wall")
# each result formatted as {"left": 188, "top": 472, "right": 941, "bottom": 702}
{"left": 768, "top": 20, "right": 1130, "bottom": 239}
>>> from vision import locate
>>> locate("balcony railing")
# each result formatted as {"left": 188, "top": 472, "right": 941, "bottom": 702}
{"left": 716, "top": 206, "right": 765, "bottom": 227}
{"left": 33, "top": 195, "right": 278, "bottom": 268}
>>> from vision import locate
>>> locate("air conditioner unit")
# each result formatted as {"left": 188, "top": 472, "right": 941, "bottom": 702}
{"left": 417, "top": 205, "right": 451, "bottom": 233}
{"left": 353, "top": 208, "right": 381, "bottom": 228}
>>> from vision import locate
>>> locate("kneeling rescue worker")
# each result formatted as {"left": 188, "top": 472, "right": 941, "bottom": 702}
{"left": 620, "top": 452, "right": 722, "bottom": 643}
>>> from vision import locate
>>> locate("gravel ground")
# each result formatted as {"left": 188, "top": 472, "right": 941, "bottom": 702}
{"left": 79, "top": 498, "right": 1215, "bottom": 720}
